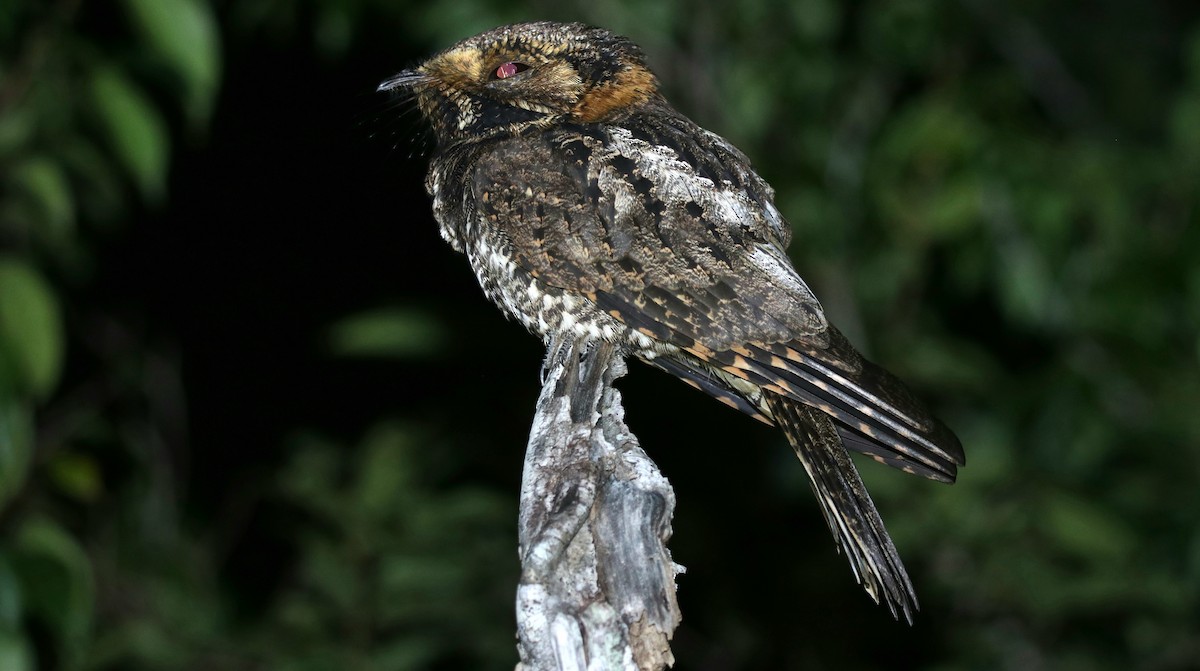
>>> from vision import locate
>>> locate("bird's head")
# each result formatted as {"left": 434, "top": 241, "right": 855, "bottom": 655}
{"left": 379, "top": 22, "right": 660, "bottom": 147}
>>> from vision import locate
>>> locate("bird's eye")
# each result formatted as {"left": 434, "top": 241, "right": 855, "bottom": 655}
{"left": 493, "top": 62, "right": 530, "bottom": 80}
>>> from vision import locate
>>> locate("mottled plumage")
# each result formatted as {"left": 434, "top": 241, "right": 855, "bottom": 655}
{"left": 381, "top": 21, "right": 964, "bottom": 622}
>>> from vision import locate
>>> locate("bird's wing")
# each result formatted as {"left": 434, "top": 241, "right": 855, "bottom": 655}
{"left": 471, "top": 128, "right": 963, "bottom": 480}
{"left": 472, "top": 127, "right": 827, "bottom": 346}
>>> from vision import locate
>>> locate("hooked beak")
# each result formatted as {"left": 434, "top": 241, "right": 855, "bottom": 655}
{"left": 377, "top": 69, "right": 427, "bottom": 93}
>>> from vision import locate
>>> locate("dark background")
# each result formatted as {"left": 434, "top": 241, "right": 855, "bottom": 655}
{"left": 2, "top": 1, "right": 1199, "bottom": 669}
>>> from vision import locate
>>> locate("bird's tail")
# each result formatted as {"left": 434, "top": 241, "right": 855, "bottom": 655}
{"left": 764, "top": 392, "right": 918, "bottom": 623}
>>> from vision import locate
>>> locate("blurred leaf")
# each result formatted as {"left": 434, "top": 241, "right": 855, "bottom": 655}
{"left": 998, "top": 242, "right": 1054, "bottom": 327}
{"left": 877, "top": 97, "right": 983, "bottom": 173}
{"left": 1042, "top": 491, "right": 1137, "bottom": 563}
{"left": 370, "top": 639, "right": 441, "bottom": 670}
{"left": 787, "top": 0, "right": 840, "bottom": 44}
{"left": 276, "top": 435, "right": 342, "bottom": 514}
{"left": 0, "top": 552, "right": 23, "bottom": 628}
{"left": 327, "top": 308, "right": 447, "bottom": 359}
{"left": 268, "top": 423, "right": 515, "bottom": 668}
{"left": 0, "top": 630, "right": 34, "bottom": 671}
{"left": 377, "top": 555, "right": 470, "bottom": 619}
{"left": 0, "top": 258, "right": 64, "bottom": 399}
{"left": 85, "top": 620, "right": 181, "bottom": 670}
{"left": 47, "top": 452, "right": 103, "bottom": 503}
{"left": 120, "top": 0, "right": 221, "bottom": 123}
{"left": 927, "top": 175, "right": 983, "bottom": 239}
{"left": 354, "top": 424, "right": 417, "bottom": 515}
{"left": 89, "top": 67, "right": 170, "bottom": 202}
{"left": 9, "top": 156, "right": 75, "bottom": 242}
{"left": 11, "top": 519, "right": 93, "bottom": 664}
{"left": 0, "top": 103, "right": 36, "bottom": 158}
{"left": 59, "top": 137, "right": 129, "bottom": 225}
{"left": 863, "top": 0, "right": 942, "bottom": 68}
{"left": 1186, "top": 26, "right": 1200, "bottom": 79}
{"left": 0, "top": 399, "right": 33, "bottom": 512}
{"left": 299, "top": 543, "right": 359, "bottom": 614}
{"left": 1169, "top": 91, "right": 1200, "bottom": 163}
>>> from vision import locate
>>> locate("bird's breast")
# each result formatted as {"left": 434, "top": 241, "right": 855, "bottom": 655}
{"left": 462, "top": 218, "right": 655, "bottom": 351}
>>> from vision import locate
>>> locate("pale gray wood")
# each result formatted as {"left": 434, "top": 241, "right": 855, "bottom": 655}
{"left": 515, "top": 336, "right": 682, "bottom": 671}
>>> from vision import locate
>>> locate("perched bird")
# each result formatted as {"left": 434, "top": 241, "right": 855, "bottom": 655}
{"left": 380, "top": 21, "right": 964, "bottom": 622}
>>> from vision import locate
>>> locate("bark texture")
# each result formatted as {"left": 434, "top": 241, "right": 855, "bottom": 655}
{"left": 515, "top": 336, "right": 682, "bottom": 671}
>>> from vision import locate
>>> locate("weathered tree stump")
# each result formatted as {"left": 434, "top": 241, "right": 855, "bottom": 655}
{"left": 515, "top": 336, "right": 682, "bottom": 671}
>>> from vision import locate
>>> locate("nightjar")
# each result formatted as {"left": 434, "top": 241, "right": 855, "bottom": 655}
{"left": 380, "top": 21, "right": 964, "bottom": 622}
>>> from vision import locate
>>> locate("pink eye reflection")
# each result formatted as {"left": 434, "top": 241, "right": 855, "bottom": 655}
{"left": 494, "top": 62, "right": 529, "bottom": 79}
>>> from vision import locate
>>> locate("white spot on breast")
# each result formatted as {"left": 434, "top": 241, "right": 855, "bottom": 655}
{"left": 457, "top": 212, "right": 634, "bottom": 347}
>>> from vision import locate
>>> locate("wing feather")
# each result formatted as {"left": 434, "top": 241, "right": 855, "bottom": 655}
{"left": 471, "top": 127, "right": 963, "bottom": 481}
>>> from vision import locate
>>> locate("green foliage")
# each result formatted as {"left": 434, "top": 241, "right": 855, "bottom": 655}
{"left": 0, "top": 258, "right": 64, "bottom": 399}
{"left": 8, "top": 520, "right": 94, "bottom": 667}
{"left": 0, "top": 399, "right": 33, "bottom": 511}
{"left": 88, "top": 68, "right": 172, "bottom": 204}
{"left": 80, "top": 425, "right": 515, "bottom": 671}
{"left": 327, "top": 308, "right": 448, "bottom": 359}
{"left": 256, "top": 425, "right": 516, "bottom": 669}
{"left": 119, "top": 0, "right": 221, "bottom": 125}
{"left": 0, "top": 258, "right": 60, "bottom": 512}
{"left": 6, "top": 158, "right": 74, "bottom": 243}
{"left": 0, "top": 0, "right": 223, "bottom": 666}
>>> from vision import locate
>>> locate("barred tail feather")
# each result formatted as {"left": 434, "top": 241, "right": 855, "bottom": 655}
{"left": 765, "top": 392, "right": 918, "bottom": 623}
